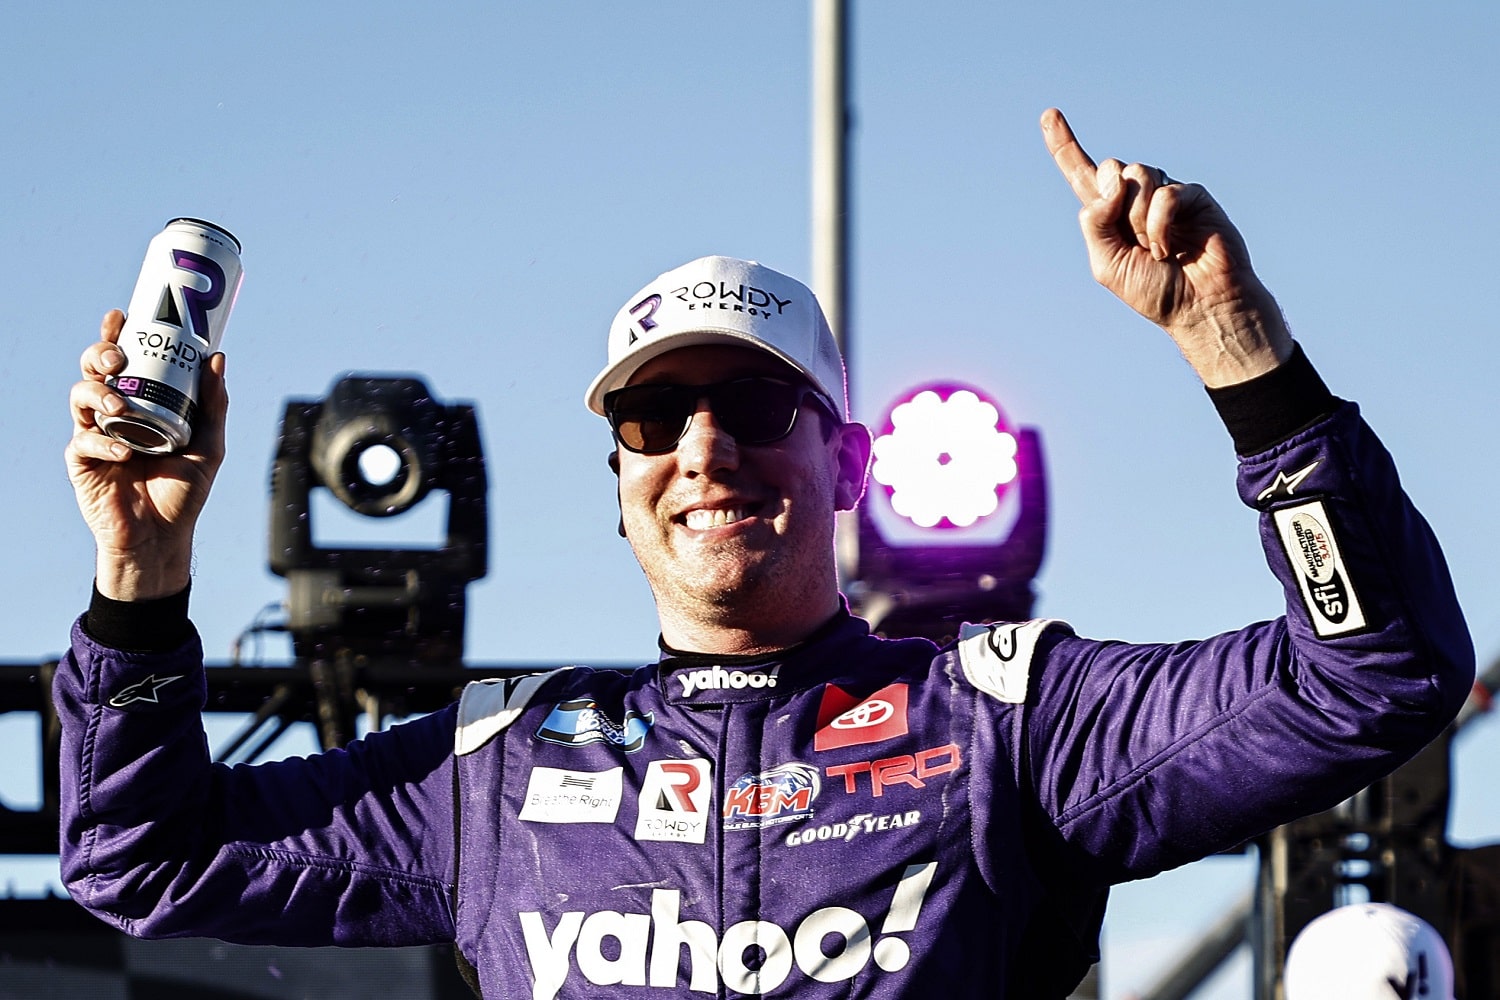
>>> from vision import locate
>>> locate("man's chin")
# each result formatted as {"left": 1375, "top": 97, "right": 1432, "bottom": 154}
{"left": 672, "top": 559, "right": 770, "bottom": 609}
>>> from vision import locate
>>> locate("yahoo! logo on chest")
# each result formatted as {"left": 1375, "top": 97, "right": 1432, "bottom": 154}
{"left": 519, "top": 860, "right": 938, "bottom": 999}
{"left": 675, "top": 663, "right": 780, "bottom": 698}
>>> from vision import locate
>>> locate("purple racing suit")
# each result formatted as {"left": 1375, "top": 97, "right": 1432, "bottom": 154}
{"left": 55, "top": 353, "right": 1474, "bottom": 998}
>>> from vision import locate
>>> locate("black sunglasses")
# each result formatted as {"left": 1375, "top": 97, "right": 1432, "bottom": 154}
{"left": 603, "top": 376, "right": 839, "bottom": 455}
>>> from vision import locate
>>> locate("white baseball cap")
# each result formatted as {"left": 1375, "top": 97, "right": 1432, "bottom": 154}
{"left": 584, "top": 255, "right": 848, "bottom": 420}
{"left": 1284, "top": 902, "right": 1456, "bottom": 1000}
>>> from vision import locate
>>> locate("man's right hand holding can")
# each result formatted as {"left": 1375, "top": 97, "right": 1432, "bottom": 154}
{"left": 66, "top": 308, "right": 229, "bottom": 603}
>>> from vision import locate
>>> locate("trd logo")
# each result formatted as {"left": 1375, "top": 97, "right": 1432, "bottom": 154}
{"left": 825, "top": 743, "right": 961, "bottom": 798}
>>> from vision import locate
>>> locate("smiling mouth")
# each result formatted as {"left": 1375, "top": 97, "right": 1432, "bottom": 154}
{"left": 682, "top": 505, "right": 758, "bottom": 530}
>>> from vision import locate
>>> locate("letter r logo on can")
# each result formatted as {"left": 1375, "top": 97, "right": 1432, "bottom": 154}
{"left": 170, "top": 249, "right": 228, "bottom": 345}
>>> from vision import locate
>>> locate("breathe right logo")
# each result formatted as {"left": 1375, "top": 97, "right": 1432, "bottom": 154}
{"left": 1274, "top": 500, "right": 1366, "bottom": 637}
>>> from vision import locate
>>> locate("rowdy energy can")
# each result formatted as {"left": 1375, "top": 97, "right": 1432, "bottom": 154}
{"left": 99, "top": 218, "right": 243, "bottom": 453}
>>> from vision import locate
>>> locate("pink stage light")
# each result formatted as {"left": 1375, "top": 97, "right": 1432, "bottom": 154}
{"left": 870, "top": 383, "right": 1019, "bottom": 529}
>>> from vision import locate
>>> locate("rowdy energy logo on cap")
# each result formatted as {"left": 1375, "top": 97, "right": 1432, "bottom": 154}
{"left": 585, "top": 256, "right": 848, "bottom": 421}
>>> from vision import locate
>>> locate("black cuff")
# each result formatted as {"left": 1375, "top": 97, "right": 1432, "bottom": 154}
{"left": 85, "top": 583, "right": 194, "bottom": 654}
{"left": 1205, "top": 344, "right": 1340, "bottom": 456}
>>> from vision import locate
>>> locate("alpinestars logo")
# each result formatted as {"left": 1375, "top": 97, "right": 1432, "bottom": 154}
{"left": 676, "top": 664, "right": 780, "bottom": 698}
{"left": 107, "top": 673, "right": 186, "bottom": 708}
{"left": 519, "top": 860, "right": 937, "bottom": 999}
{"left": 1256, "top": 460, "right": 1321, "bottom": 505}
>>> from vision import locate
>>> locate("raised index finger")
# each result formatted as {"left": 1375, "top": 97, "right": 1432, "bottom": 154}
{"left": 1041, "top": 108, "right": 1099, "bottom": 204}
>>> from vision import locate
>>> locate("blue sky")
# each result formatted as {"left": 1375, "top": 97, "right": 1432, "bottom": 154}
{"left": 3, "top": 4, "right": 1497, "bottom": 996}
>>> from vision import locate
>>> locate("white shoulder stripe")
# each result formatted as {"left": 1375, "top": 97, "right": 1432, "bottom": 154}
{"left": 956, "top": 620, "right": 1069, "bottom": 704}
{"left": 455, "top": 669, "right": 566, "bottom": 756}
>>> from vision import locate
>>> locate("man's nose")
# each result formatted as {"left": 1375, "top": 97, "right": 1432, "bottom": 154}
{"left": 675, "top": 399, "right": 739, "bottom": 475}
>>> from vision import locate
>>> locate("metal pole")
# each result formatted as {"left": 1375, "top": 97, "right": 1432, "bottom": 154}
{"left": 811, "top": 0, "right": 848, "bottom": 352}
{"left": 811, "top": 0, "right": 859, "bottom": 586}
{"left": 1136, "top": 893, "right": 1252, "bottom": 1000}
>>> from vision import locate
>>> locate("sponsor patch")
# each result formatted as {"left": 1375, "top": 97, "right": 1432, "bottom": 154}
{"left": 635, "top": 759, "right": 713, "bottom": 844}
{"left": 1274, "top": 500, "right": 1367, "bottom": 637}
{"left": 722, "top": 762, "right": 820, "bottom": 830}
{"left": 519, "top": 766, "right": 623, "bottom": 824}
{"left": 814, "top": 683, "right": 909, "bottom": 751}
{"left": 536, "top": 698, "right": 654, "bottom": 753}
{"left": 826, "top": 743, "right": 962, "bottom": 798}
{"left": 517, "top": 860, "right": 937, "bottom": 999}
{"left": 674, "top": 663, "right": 780, "bottom": 698}
{"left": 784, "top": 809, "right": 921, "bottom": 847}
{"left": 956, "top": 619, "right": 1067, "bottom": 704}
{"left": 107, "top": 673, "right": 185, "bottom": 708}
{"left": 1255, "top": 460, "right": 1321, "bottom": 505}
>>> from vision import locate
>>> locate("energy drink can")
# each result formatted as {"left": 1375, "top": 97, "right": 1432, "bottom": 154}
{"left": 99, "top": 218, "right": 244, "bottom": 453}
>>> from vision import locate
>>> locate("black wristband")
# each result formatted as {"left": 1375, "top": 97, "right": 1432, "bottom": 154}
{"left": 85, "top": 583, "right": 194, "bottom": 654}
{"left": 1205, "top": 344, "right": 1340, "bottom": 456}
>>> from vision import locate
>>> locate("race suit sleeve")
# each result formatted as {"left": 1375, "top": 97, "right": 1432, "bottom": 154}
{"left": 55, "top": 595, "right": 460, "bottom": 947}
{"left": 1020, "top": 346, "right": 1474, "bottom": 884}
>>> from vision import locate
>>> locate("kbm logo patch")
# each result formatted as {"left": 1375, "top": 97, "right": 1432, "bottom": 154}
{"left": 722, "top": 762, "right": 819, "bottom": 830}
{"left": 1274, "top": 499, "right": 1367, "bottom": 637}
{"left": 537, "top": 699, "right": 653, "bottom": 753}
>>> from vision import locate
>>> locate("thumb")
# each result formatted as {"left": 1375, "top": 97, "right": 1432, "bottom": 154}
{"left": 1078, "top": 160, "right": 1129, "bottom": 250}
{"left": 1077, "top": 166, "right": 1133, "bottom": 280}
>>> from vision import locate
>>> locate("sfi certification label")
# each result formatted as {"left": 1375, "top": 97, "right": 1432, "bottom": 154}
{"left": 1273, "top": 499, "right": 1367, "bottom": 637}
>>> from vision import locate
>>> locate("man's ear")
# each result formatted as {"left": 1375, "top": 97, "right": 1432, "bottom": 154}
{"left": 833, "top": 422, "right": 872, "bottom": 511}
{"left": 607, "top": 450, "right": 626, "bottom": 538}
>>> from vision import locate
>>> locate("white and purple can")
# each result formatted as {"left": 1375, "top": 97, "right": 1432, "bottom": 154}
{"left": 100, "top": 218, "right": 243, "bottom": 453}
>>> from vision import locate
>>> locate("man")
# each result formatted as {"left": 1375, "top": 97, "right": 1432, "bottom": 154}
{"left": 1284, "top": 903, "right": 1457, "bottom": 999}
{"left": 58, "top": 110, "right": 1472, "bottom": 998}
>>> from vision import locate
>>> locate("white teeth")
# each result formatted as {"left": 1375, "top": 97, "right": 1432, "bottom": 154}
{"left": 684, "top": 508, "right": 747, "bottom": 530}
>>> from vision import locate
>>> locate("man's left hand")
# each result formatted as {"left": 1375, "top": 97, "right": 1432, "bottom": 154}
{"left": 1042, "top": 107, "right": 1293, "bottom": 387}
